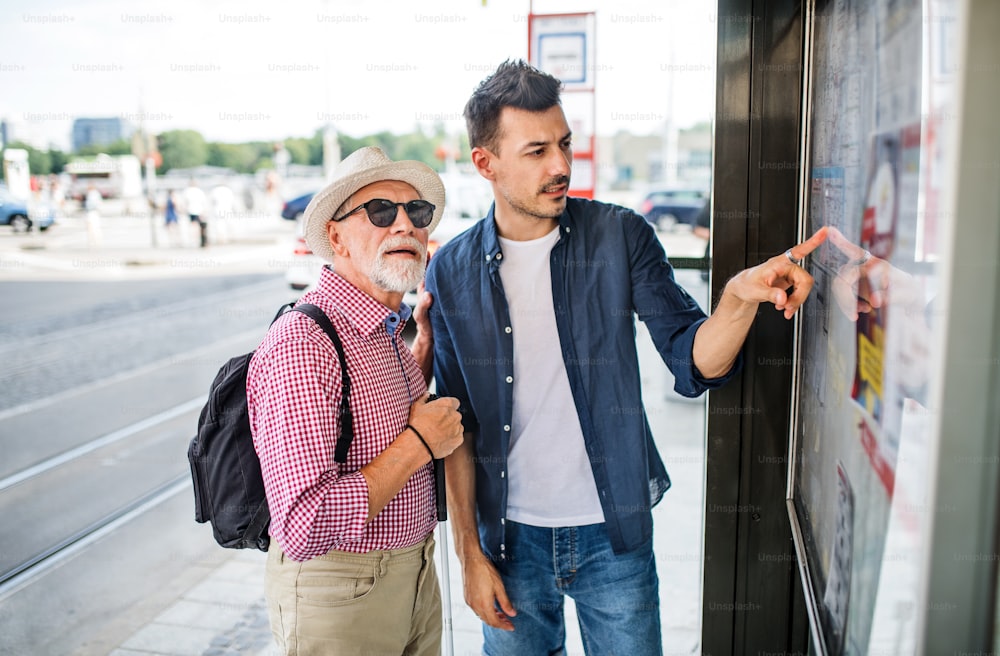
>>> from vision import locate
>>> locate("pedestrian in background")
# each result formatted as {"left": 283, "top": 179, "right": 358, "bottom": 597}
{"left": 163, "top": 190, "right": 180, "bottom": 247}
{"left": 248, "top": 146, "right": 462, "bottom": 655}
{"left": 48, "top": 174, "right": 65, "bottom": 218}
{"left": 84, "top": 183, "right": 103, "bottom": 249}
{"left": 210, "top": 183, "right": 235, "bottom": 244}
{"left": 183, "top": 179, "right": 208, "bottom": 248}
{"left": 424, "top": 59, "right": 827, "bottom": 655}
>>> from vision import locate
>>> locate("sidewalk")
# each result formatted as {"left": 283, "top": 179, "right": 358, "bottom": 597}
{"left": 108, "top": 317, "right": 708, "bottom": 656}
{"left": 111, "top": 448, "right": 705, "bottom": 656}
{"left": 0, "top": 209, "right": 295, "bottom": 282}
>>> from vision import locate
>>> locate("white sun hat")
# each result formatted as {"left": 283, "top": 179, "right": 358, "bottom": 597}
{"left": 302, "top": 146, "right": 446, "bottom": 264}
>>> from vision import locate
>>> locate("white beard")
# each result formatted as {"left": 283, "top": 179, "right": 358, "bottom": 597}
{"left": 368, "top": 235, "right": 428, "bottom": 293}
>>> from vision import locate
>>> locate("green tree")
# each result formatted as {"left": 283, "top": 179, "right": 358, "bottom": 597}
{"left": 48, "top": 148, "right": 69, "bottom": 174}
{"left": 157, "top": 130, "right": 208, "bottom": 173}
{"left": 337, "top": 133, "right": 377, "bottom": 161}
{"left": 307, "top": 130, "right": 324, "bottom": 165}
{"left": 76, "top": 138, "right": 132, "bottom": 157}
{"left": 283, "top": 138, "right": 312, "bottom": 165}
{"left": 251, "top": 141, "right": 279, "bottom": 171}
{"left": 336, "top": 131, "right": 447, "bottom": 169}
{"left": 393, "top": 132, "right": 438, "bottom": 168}
{"left": 7, "top": 141, "right": 51, "bottom": 175}
{"left": 207, "top": 142, "right": 260, "bottom": 173}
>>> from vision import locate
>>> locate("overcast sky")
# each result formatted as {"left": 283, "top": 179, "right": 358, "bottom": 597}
{"left": 1, "top": 0, "right": 718, "bottom": 150}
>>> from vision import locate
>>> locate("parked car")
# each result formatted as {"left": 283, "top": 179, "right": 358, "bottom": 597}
{"left": 285, "top": 216, "right": 323, "bottom": 291}
{"left": 281, "top": 192, "right": 315, "bottom": 221}
{"left": 638, "top": 188, "right": 708, "bottom": 231}
{"left": 0, "top": 187, "right": 55, "bottom": 232}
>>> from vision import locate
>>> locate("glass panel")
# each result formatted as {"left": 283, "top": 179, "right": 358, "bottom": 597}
{"left": 791, "top": 0, "right": 958, "bottom": 653}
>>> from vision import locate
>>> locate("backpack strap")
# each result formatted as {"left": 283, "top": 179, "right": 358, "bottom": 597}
{"left": 243, "top": 497, "right": 271, "bottom": 550}
{"left": 270, "top": 302, "right": 295, "bottom": 323}
{"left": 289, "top": 303, "right": 354, "bottom": 464}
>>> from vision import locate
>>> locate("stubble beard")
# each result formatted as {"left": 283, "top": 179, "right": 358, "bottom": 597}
{"left": 501, "top": 175, "right": 571, "bottom": 221}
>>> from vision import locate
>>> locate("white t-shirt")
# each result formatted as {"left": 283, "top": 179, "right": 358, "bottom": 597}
{"left": 183, "top": 186, "right": 207, "bottom": 216}
{"left": 498, "top": 227, "right": 605, "bottom": 527}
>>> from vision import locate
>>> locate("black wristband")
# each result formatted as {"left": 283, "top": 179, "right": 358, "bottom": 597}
{"left": 405, "top": 423, "right": 435, "bottom": 461}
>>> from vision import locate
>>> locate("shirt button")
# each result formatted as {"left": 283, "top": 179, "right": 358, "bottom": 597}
{"left": 565, "top": 226, "right": 571, "bottom": 233}
{"left": 496, "top": 252, "right": 503, "bottom": 260}
{"left": 485, "top": 254, "right": 492, "bottom": 261}
{"left": 500, "top": 543, "right": 505, "bottom": 551}
{"left": 501, "top": 518, "right": 505, "bottom": 525}
{"left": 505, "top": 326, "right": 511, "bottom": 333}
{"left": 503, "top": 424, "right": 510, "bottom": 432}
{"left": 500, "top": 471, "right": 505, "bottom": 478}
{"left": 506, "top": 376, "right": 513, "bottom": 383}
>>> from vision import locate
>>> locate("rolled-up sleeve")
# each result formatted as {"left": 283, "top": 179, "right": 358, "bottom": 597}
{"left": 248, "top": 335, "right": 369, "bottom": 561}
{"left": 623, "top": 210, "right": 741, "bottom": 396}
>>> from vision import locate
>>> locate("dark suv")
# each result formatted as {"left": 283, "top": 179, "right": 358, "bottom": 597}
{"left": 281, "top": 191, "right": 315, "bottom": 221}
{"left": 638, "top": 188, "right": 707, "bottom": 231}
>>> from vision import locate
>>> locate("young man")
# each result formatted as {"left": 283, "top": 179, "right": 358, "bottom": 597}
{"left": 248, "top": 146, "right": 464, "bottom": 655}
{"left": 424, "top": 60, "right": 826, "bottom": 655}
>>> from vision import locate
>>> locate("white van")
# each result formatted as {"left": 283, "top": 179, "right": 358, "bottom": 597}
{"left": 66, "top": 154, "right": 143, "bottom": 201}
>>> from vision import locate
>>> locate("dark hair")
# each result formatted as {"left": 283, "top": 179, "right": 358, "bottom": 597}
{"left": 463, "top": 59, "right": 562, "bottom": 153}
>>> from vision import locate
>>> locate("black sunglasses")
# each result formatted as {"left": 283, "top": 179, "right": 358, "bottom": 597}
{"left": 333, "top": 198, "right": 436, "bottom": 228}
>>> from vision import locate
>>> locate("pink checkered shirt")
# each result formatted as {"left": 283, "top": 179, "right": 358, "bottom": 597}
{"left": 247, "top": 267, "right": 434, "bottom": 561}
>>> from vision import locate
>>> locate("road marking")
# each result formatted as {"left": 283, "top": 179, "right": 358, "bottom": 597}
{"left": 0, "top": 398, "right": 204, "bottom": 493}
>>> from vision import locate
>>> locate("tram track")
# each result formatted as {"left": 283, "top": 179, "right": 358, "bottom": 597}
{"left": 0, "top": 275, "right": 295, "bottom": 612}
{"left": 0, "top": 394, "right": 202, "bottom": 602}
{"left": 0, "top": 275, "right": 293, "bottom": 414}
{"left": 0, "top": 332, "right": 256, "bottom": 601}
{"left": 0, "top": 397, "right": 204, "bottom": 492}
{"left": 0, "top": 474, "right": 190, "bottom": 598}
{"left": 0, "top": 256, "right": 296, "bottom": 652}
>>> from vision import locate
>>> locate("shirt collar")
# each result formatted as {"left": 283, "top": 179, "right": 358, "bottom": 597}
{"left": 481, "top": 201, "right": 573, "bottom": 268}
{"left": 481, "top": 204, "right": 503, "bottom": 265}
{"left": 316, "top": 265, "right": 410, "bottom": 337}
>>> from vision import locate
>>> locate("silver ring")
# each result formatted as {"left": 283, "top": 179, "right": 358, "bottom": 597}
{"left": 784, "top": 249, "right": 800, "bottom": 265}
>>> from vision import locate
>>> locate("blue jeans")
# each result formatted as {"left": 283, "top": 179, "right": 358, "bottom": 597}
{"left": 483, "top": 521, "right": 662, "bottom": 656}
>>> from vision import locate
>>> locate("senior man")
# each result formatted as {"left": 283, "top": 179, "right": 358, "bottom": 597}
{"left": 248, "top": 146, "right": 464, "bottom": 655}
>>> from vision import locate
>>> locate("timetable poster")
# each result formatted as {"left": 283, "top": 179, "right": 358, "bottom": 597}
{"left": 791, "top": 0, "right": 949, "bottom": 654}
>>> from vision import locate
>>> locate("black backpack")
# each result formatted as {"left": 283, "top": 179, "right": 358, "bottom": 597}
{"left": 187, "top": 303, "right": 353, "bottom": 551}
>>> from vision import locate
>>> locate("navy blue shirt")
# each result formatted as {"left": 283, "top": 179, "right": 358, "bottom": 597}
{"left": 425, "top": 197, "right": 740, "bottom": 557}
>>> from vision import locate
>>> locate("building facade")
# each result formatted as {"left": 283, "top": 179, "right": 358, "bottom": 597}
{"left": 72, "top": 117, "right": 133, "bottom": 153}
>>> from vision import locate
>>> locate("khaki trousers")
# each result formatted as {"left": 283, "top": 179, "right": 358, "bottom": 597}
{"left": 265, "top": 535, "right": 441, "bottom": 656}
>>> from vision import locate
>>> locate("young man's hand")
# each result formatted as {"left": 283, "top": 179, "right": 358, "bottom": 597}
{"left": 462, "top": 552, "right": 517, "bottom": 631}
{"left": 725, "top": 227, "right": 828, "bottom": 319}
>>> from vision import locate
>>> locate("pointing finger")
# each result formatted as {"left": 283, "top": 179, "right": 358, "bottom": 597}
{"left": 784, "top": 226, "right": 829, "bottom": 262}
